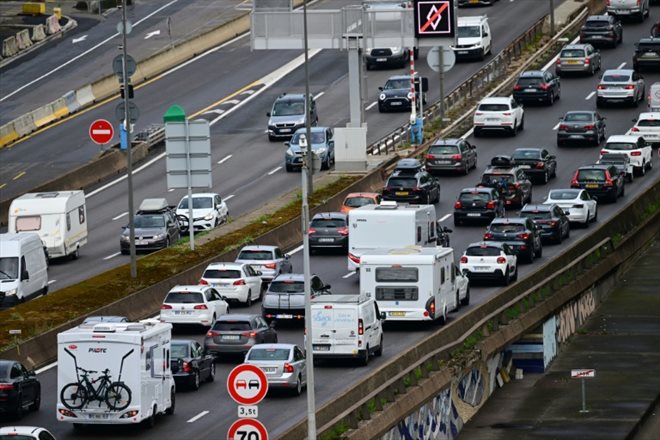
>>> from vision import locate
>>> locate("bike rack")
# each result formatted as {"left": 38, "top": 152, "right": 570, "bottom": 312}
{"left": 64, "top": 347, "right": 81, "bottom": 383}
{"left": 117, "top": 349, "right": 134, "bottom": 384}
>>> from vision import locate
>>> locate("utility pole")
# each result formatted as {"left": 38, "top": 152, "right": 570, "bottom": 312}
{"left": 303, "top": 2, "right": 313, "bottom": 195}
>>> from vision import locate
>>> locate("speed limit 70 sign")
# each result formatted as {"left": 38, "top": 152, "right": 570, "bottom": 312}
{"left": 227, "top": 418, "right": 268, "bottom": 440}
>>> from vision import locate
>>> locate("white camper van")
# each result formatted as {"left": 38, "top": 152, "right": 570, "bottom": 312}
{"left": 360, "top": 246, "right": 464, "bottom": 323}
{"left": 648, "top": 82, "right": 660, "bottom": 112}
{"left": 310, "top": 294, "right": 385, "bottom": 366}
{"left": 0, "top": 233, "right": 48, "bottom": 304}
{"left": 57, "top": 320, "right": 175, "bottom": 427}
{"left": 347, "top": 201, "right": 437, "bottom": 271}
{"left": 8, "top": 191, "right": 87, "bottom": 260}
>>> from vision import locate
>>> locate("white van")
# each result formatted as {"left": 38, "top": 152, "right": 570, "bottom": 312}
{"left": 8, "top": 191, "right": 87, "bottom": 260}
{"left": 648, "top": 82, "right": 660, "bottom": 112}
{"left": 360, "top": 246, "right": 462, "bottom": 323}
{"left": 310, "top": 294, "right": 385, "bottom": 366}
{"left": 347, "top": 202, "right": 437, "bottom": 271}
{"left": 0, "top": 233, "right": 48, "bottom": 305}
{"left": 452, "top": 15, "right": 492, "bottom": 61}
{"left": 57, "top": 320, "right": 175, "bottom": 427}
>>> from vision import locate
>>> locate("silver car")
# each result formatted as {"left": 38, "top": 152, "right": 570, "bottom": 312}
{"left": 244, "top": 343, "right": 307, "bottom": 395}
{"left": 607, "top": 0, "right": 650, "bottom": 22}
{"left": 235, "top": 245, "right": 293, "bottom": 283}
{"left": 596, "top": 69, "right": 646, "bottom": 108}
{"left": 556, "top": 44, "right": 601, "bottom": 76}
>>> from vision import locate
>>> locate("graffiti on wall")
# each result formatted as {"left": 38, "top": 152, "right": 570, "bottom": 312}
{"left": 556, "top": 289, "right": 596, "bottom": 344}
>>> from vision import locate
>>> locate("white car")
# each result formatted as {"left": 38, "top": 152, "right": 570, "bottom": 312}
{"left": 453, "top": 263, "right": 470, "bottom": 308}
{"left": 628, "top": 112, "right": 660, "bottom": 147}
{"left": 0, "top": 427, "right": 56, "bottom": 440}
{"left": 596, "top": 69, "right": 646, "bottom": 108}
{"left": 199, "top": 262, "right": 263, "bottom": 307}
{"left": 160, "top": 285, "right": 229, "bottom": 327}
{"left": 473, "top": 97, "right": 525, "bottom": 137}
{"left": 176, "top": 193, "right": 228, "bottom": 231}
{"left": 600, "top": 135, "right": 653, "bottom": 176}
{"left": 544, "top": 189, "right": 598, "bottom": 226}
{"left": 459, "top": 241, "right": 518, "bottom": 286}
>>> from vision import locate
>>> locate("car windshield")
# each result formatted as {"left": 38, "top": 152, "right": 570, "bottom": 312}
{"left": 482, "top": 174, "right": 513, "bottom": 184}
{"left": 578, "top": 169, "right": 606, "bottom": 180}
{"left": 292, "top": 131, "right": 325, "bottom": 144}
{"left": 637, "top": 42, "right": 660, "bottom": 52}
{"left": 489, "top": 223, "right": 526, "bottom": 233}
{"left": 459, "top": 192, "right": 490, "bottom": 203}
{"left": 428, "top": 145, "right": 459, "bottom": 155}
{"left": 164, "top": 291, "right": 204, "bottom": 304}
{"left": 344, "top": 196, "right": 375, "bottom": 208}
{"left": 549, "top": 190, "right": 580, "bottom": 200}
{"left": 310, "top": 218, "right": 346, "bottom": 228}
{"left": 466, "top": 246, "right": 501, "bottom": 257}
{"left": 517, "top": 77, "right": 543, "bottom": 86}
{"left": 178, "top": 197, "right": 213, "bottom": 210}
{"left": 561, "top": 49, "right": 585, "bottom": 58}
{"left": 384, "top": 79, "right": 409, "bottom": 90}
{"left": 248, "top": 348, "right": 290, "bottom": 361}
{"left": 272, "top": 100, "right": 304, "bottom": 116}
{"left": 478, "top": 103, "right": 510, "bottom": 112}
{"left": 268, "top": 281, "right": 304, "bottom": 293}
{"left": 203, "top": 269, "right": 241, "bottom": 279}
{"left": 564, "top": 112, "right": 593, "bottom": 122}
{"left": 387, "top": 177, "right": 417, "bottom": 189}
{"left": 512, "top": 149, "right": 541, "bottom": 159}
{"left": 637, "top": 119, "right": 660, "bottom": 127}
{"left": 170, "top": 343, "right": 189, "bottom": 359}
{"left": 605, "top": 143, "right": 636, "bottom": 150}
{"left": 212, "top": 321, "right": 252, "bottom": 331}
{"left": 134, "top": 214, "right": 165, "bottom": 228}
{"left": 0, "top": 257, "right": 18, "bottom": 280}
{"left": 457, "top": 25, "right": 480, "bottom": 38}
{"left": 237, "top": 250, "right": 273, "bottom": 260}
{"left": 603, "top": 74, "right": 630, "bottom": 82}
{"left": 521, "top": 211, "right": 552, "bottom": 220}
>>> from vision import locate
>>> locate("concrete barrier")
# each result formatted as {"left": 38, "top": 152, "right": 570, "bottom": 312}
{"left": 45, "top": 14, "right": 61, "bottom": 35}
{"left": 31, "top": 24, "right": 47, "bottom": 42}
{"left": 11, "top": 114, "right": 36, "bottom": 137}
{"left": 63, "top": 90, "right": 79, "bottom": 113}
{"left": 2, "top": 36, "right": 18, "bottom": 58}
{"left": 0, "top": 124, "right": 19, "bottom": 147}
{"left": 30, "top": 105, "right": 56, "bottom": 128}
{"left": 16, "top": 29, "right": 33, "bottom": 51}
{"left": 75, "top": 85, "right": 95, "bottom": 107}
{"left": 50, "top": 97, "right": 70, "bottom": 120}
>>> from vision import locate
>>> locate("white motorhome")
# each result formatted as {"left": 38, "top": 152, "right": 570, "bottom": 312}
{"left": 347, "top": 201, "right": 437, "bottom": 271}
{"left": 648, "top": 82, "right": 660, "bottom": 112}
{"left": 0, "top": 233, "right": 48, "bottom": 304}
{"left": 309, "top": 294, "right": 385, "bottom": 366}
{"left": 8, "top": 191, "right": 87, "bottom": 260}
{"left": 360, "top": 246, "right": 464, "bottom": 323}
{"left": 57, "top": 320, "right": 175, "bottom": 427}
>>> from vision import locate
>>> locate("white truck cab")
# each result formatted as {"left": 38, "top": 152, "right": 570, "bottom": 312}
{"left": 452, "top": 15, "right": 492, "bottom": 61}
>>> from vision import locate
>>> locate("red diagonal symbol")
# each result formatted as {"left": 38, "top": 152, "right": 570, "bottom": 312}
{"left": 420, "top": 3, "right": 449, "bottom": 33}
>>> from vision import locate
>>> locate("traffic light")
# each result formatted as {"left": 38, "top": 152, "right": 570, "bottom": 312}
{"left": 120, "top": 84, "right": 134, "bottom": 99}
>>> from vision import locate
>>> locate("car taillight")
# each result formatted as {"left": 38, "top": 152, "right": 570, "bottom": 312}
{"left": 451, "top": 154, "right": 462, "bottom": 160}
{"left": 535, "top": 161, "right": 545, "bottom": 169}
{"left": 584, "top": 124, "right": 594, "bottom": 130}
{"left": 570, "top": 171, "right": 580, "bottom": 188}
{"left": 426, "top": 299, "right": 435, "bottom": 317}
{"left": 241, "top": 331, "right": 257, "bottom": 338}
{"left": 597, "top": 85, "right": 606, "bottom": 90}
{"left": 264, "top": 263, "right": 277, "bottom": 269}
{"left": 454, "top": 200, "right": 462, "bottom": 209}
{"left": 624, "top": 85, "right": 634, "bottom": 90}
{"left": 182, "top": 362, "right": 192, "bottom": 373}
{"left": 337, "top": 227, "right": 349, "bottom": 236}
{"left": 283, "top": 363, "right": 295, "bottom": 373}
{"left": 600, "top": 149, "right": 608, "bottom": 156}
{"left": 206, "top": 330, "right": 220, "bottom": 337}
{"left": 348, "top": 253, "right": 360, "bottom": 264}
{"left": 199, "top": 279, "right": 209, "bottom": 285}
{"left": 497, "top": 257, "right": 507, "bottom": 264}
{"left": 0, "top": 383, "right": 14, "bottom": 390}
{"left": 555, "top": 58, "right": 561, "bottom": 65}
{"left": 630, "top": 127, "right": 640, "bottom": 132}
{"left": 549, "top": 221, "right": 558, "bottom": 227}
{"left": 475, "top": 112, "right": 483, "bottom": 116}
{"left": 308, "top": 228, "right": 317, "bottom": 235}
{"left": 194, "top": 304, "right": 208, "bottom": 310}
{"left": 503, "top": 112, "right": 512, "bottom": 116}
{"left": 513, "top": 85, "right": 522, "bottom": 91}
{"left": 358, "top": 319, "right": 364, "bottom": 336}
{"left": 517, "top": 233, "right": 530, "bottom": 240}
{"left": 233, "top": 279, "right": 246, "bottom": 285}
{"left": 558, "top": 124, "right": 569, "bottom": 130}
{"left": 460, "top": 256, "right": 468, "bottom": 264}
{"left": 426, "top": 154, "right": 436, "bottom": 160}
{"left": 631, "top": 151, "right": 642, "bottom": 156}
{"left": 539, "top": 83, "right": 551, "bottom": 91}
{"left": 161, "top": 304, "right": 172, "bottom": 310}
{"left": 484, "top": 232, "right": 494, "bottom": 240}
{"left": 584, "top": 58, "right": 590, "bottom": 65}
{"left": 486, "top": 200, "right": 496, "bottom": 209}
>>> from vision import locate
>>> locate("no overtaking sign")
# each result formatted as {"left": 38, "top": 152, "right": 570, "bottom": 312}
{"left": 227, "top": 364, "right": 269, "bottom": 405}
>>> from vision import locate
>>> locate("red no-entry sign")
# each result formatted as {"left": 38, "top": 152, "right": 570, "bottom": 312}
{"left": 89, "top": 119, "right": 114, "bottom": 145}
{"left": 227, "top": 364, "right": 268, "bottom": 405}
{"left": 227, "top": 418, "right": 268, "bottom": 440}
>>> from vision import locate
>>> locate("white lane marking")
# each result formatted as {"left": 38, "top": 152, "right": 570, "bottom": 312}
{"left": 241, "top": 90, "right": 256, "bottom": 95}
{"left": 366, "top": 101, "right": 377, "bottom": 110}
{"left": 103, "top": 252, "right": 121, "bottom": 260}
{"left": 541, "top": 35, "right": 580, "bottom": 72}
{"left": 0, "top": 0, "right": 179, "bottom": 102}
{"left": 288, "top": 244, "right": 304, "bottom": 255}
{"left": 223, "top": 194, "right": 235, "bottom": 201}
{"left": 72, "top": 35, "right": 88, "bottom": 44}
{"left": 438, "top": 213, "right": 451, "bottom": 222}
{"left": 218, "top": 155, "right": 232, "bottom": 164}
{"left": 112, "top": 212, "right": 128, "bottom": 221}
{"left": 267, "top": 166, "right": 282, "bottom": 175}
{"left": 48, "top": 280, "right": 56, "bottom": 285}
{"left": 145, "top": 30, "right": 161, "bottom": 39}
{"left": 342, "top": 272, "right": 356, "bottom": 279}
{"left": 225, "top": 99, "right": 240, "bottom": 105}
{"left": 204, "top": 109, "right": 225, "bottom": 116}
{"left": 187, "top": 410, "right": 210, "bottom": 423}
{"left": 585, "top": 91, "right": 595, "bottom": 100}
{"left": 552, "top": 122, "right": 560, "bottom": 130}
{"left": 86, "top": 152, "right": 166, "bottom": 198}
{"left": 617, "top": 62, "right": 626, "bottom": 69}
{"left": 168, "top": 188, "right": 175, "bottom": 192}
{"left": 314, "top": 92, "right": 325, "bottom": 100}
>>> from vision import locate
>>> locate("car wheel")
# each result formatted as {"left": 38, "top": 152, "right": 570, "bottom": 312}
{"left": 71, "top": 247, "right": 79, "bottom": 260}
{"left": 557, "top": 139, "right": 564, "bottom": 148}
{"left": 285, "top": 164, "right": 293, "bottom": 172}
{"left": 639, "top": 163, "right": 646, "bottom": 177}
{"left": 145, "top": 405, "right": 157, "bottom": 428}
{"left": 519, "top": 116, "right": 525, "bottom": 131}
{"left": 460, "top": 287, "right": 470, "bottom": 306}
{"left": 360, "top": 347, "right": 370, "bottom": 366}
{"left": 29, "top": 390, "right": 41, "bottom": 411}
{"left": 556, "top": 229, "right": 563, "bottom": 244}
{"left": 474, "top": 127, "right": 482, "bottom": 137}
{"left": 454, "top": 216, "right": 462, "bottom": 227}
{"left": 207, "top": 362, "right": 216, "bottom": 382}
{"left": 502, "top": 269, "right": 510, "bottom": 286}
{"left": 527, "top": 249, "right": 535, "bottom": 264}
{"left": 512, "top": 266, "right": 518, "bottom": 282}
{"left": 589, "top": 63, "right": 595, "bottom": 76}
{"left": 565, "top": 225, "right": 570, "bottom": 239}
{"left": 166, "top": 237, "right": 170, "bottom": 248}
{"left": 547, "top": 92, "right": 554, "bottom": 106}
{"left": 542, "top": 171, "right": 549, "bottom": 185}
{"left": 165, "top": 389, "right": 175, "bottom": 415}
{"left": 293, "top": 376, "right": 303, "bottom": 396}
{"left": 535, "top": 243, "right": 543, "bottom": 258}
{"left": 592, "top": 207, "right": 598, "bottom": 223}
{"left": 596, "top": 98, "right": 603, "bottom": 108}
{"left": 191, "top": 371, "right": 200, "bottom": 391}
{"left": 268, "top": 135, "right": 277, "bottom": 142}
{"left": 454, "top": 291, "right": 460, "bottom": 312}
{"left": 374, "top": 336, "right": 384, "bottom": 356}
{"left": 463, "top": 163, "right": 470, "bottom": 175}
{"left": 245, "top": 290, "right": 253, "bottom": 307}
{"left": 13, "top": 394, "right": 24, "bottom": 419}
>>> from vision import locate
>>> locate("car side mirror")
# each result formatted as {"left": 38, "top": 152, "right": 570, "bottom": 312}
{"left": 284, "top": 253, "right": 290, "bottom": 259}
{"left": 255, "top": 270, "right": 263, "bottom": 276}
{"left": 592, "top": 195, "right": 599, "bottom": 201}
{"left": 632, "top": 118, "right": 637, "bottom": 123}
{"left": 266, "top": 112, "right": 271, "bottom": 117}
{"left": 378, "top": 86, "right": 384, "bottom": 91}
{"left": 380, "top": 312, "right": 387, "bottom": 321}
{"left": 284, "top": 141, "right": 290, "bottom": 147}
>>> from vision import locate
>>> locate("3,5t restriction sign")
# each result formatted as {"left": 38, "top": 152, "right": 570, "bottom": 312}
{"left": 414, "top": 0, "right": 455, "bottom": 38}
{"left": 227, "top": 418, "right": 268, "bottom": 440}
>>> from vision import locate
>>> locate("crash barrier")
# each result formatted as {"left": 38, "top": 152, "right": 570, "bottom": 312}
{"left": 31, "top": 24, "right": 47, "bottom": 42}
{"left": 45, "top": 14, "right": 61, "bottom": 34}
{"left": 0, "top": 125, "right": 19, "bottom": 147}
{"left": 277, "top": 178, "right": 659, "bottom": 439}
{"left": 74, "top": 85, "right": 95, "bottom": 108}
{"left": 15, "top": 29, "right": 33, "bottom": 50}
{"left": 63, "top": 90, "right": 79, "bottom": 113}
{"left": 2, "top": 36, "right": 18, "bottom": 58}
{"left": 0, "top": 165, "right": 393, "bottom": 369}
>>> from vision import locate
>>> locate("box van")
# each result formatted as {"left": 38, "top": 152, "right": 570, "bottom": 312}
{"left": 0, "top": 233, "right": 48, "bottom": 305}
{"left": 309, "top": 294, "right": 385, "bottom": 366}
{"left": 8, "top": 191, "right": 87, "bottom": 260}
{"left": 57, "top": 320, "right": 175, "bottom": 427}
{"left": 452, "top": 15, "right": 492, "bottom": 61}
{"left": 347, "top": 201, "right": 437, "bottom": 271}
{"left": 648, "top": 82, "right": 660, "bottom": 112}
{"left": 360, "top": 246, "right": 463, "bottom": 323}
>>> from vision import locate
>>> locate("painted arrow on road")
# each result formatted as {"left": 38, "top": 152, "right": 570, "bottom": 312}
{"left": 72, "top": 35, "right": 88, "bottom": 44}
{"left": 144, "top": 30, "right": 161, "bottom": 39}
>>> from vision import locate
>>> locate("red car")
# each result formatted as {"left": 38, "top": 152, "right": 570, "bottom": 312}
{"left": 340, "top": 192, "right": 381, "bottom": 214}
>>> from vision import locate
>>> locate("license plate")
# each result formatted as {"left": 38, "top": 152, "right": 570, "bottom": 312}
{"left": 262, "top": 367, "right": 277, "bottom": 373}
{"left": 276, "top": 314, "right": 294, "bottom": 319}
{"left": 137, "top": 240, "right": 148, "bottom": 245}
{"left": 473, "top": 266, "right": 490, "bottom": 271}
{"left": 318, "top": 238, "right": 334, "bottom": 243}
{"left": 313, "top": 345, "right": 330, "bottom": 351}
{"left": 174, "top": 311, "right": 192, "bottom": 315}
{"left": 390, "top": 311, "right": 406, "bottom": 317}
{"left": 376, "top": 57, "right": 387, "bottom": 62}
{"left": 467, "top": 213, "right": 481, "bottom": 217}
{"left": 395, "top": 191, "right": 409, "bottom": 196}
{"left": 585, "top": 184, "right": 599, "bottom": 188}
{"left": 486, "top": 118, "right": 499, "bottom": 122}
{"left": 458, "top": 51, "right": 468, "bottom": 55}
{"left": 222, "top": 335, "right": 240, "bottom": 340}
{"left": 615, "top": 9, "right": 630, "bottom": 14}
{"left": 569, "top": 134, "right": 584, "bottom": 139}
{"left": 389, "top": 102, "right": 402, "bottom": 106}
{"left": 89, "top": 413, "right": 109, "bottom": 419}
{"left": 435, "top": 160, "right": 451, "bottom": 164}
{"left": 566, "top": 60, "right": 580, "bottom": 64}
{"left": 525, "top": 88, "right": 536, "bottom": 92}
{"left": 212, "top": 283, "right": 230, "bottom": 287}
{"left": 280, "top": 128, "right": 291, "bottom": 133}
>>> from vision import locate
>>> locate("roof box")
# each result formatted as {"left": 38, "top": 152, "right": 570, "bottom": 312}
{"left": 490, "top": 155, "right": 512, "bottom": 167}
{"left": 138, "top": 198, "right": 169, "bottom": 212}
{"left": 394, "top": 158, "right": 423, "bottom": 174}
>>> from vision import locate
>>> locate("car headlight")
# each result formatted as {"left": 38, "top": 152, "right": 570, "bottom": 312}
{"left": 203, "top": 213, "right": 215, "bottom": 221}
{"left": 295, "top": 118, "right": 305, "bottom": 126}
{"left": 286, "top": 148, "right": 294, "bottom": 157}
{"left": 391, "top": 47, "right": 402, "bottom": 55}
{"left": 3, "top": 288, "right": 17, "bottom": 297}
{"left": 407, "top": 92, "right": 414, "bottom": 100}
{"left": 154, "top": 233, "right": 167, "bottom": 241}
{"left": 120, "top": 234, "right": 130, "bottom": 242}
{"left": 379, "top": 93, "right": 386, "bottom": 101}
{"left": 316, "top": 147, "right": 327, "bottom": 155}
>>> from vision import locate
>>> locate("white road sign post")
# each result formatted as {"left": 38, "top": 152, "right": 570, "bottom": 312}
{"left": 571, "top": 369, "right": 595, "bottom": 413}
{"left": 227, "top": 364, "right": 269, "bottom": 440}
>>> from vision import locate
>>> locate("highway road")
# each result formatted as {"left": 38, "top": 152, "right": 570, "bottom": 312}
{"left": 2, "top": 0, "right": 561, "bottom": 294}
{"left": 5, "top": 6, "right": 660, "bottom": 439}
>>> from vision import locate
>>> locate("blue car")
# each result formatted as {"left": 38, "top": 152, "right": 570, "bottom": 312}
{"left": 284, "top": 127, "right": 335, "bottom": 172}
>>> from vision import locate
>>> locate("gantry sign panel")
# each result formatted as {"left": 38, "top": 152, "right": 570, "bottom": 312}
{"left": 413, "top": 0, "right": 455, "bottom": 42}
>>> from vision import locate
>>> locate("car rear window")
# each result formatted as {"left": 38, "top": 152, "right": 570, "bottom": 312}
{"left": 637, "top": 119, "right": 660, "bottom": 127}
{"left": 170, "top": 343, "right": 190, "bottom": 359}
{"left": 482, "top": 174, "right": 514, "bottom": 185}
{"left": 636, "top": 43, "right": 660, "bottom": 53}
{"left": 0, "top": 363, "right": 10, "bottom": 380}
{"left": 203, "top": 269, "right": 241, "bottom": 279}
{"left": 478, "top": 103, "right": 510, "bottom": 112}
{"left": 512, "top": 149, "right": 541, "bottom": 160}
{"left": 603, "top": 74, "right": 630, "bottom": 82}
{"left": 561, "top": 49, "right": 585, "bottom": 58}
{"left": 549, "top": 190, "right": 580, "bottom": 200}
{"left": 165, "top": 291, "right": 204, "bottom": 304}
{"left": 237, "top": 250, "right": 273, "bottom": 260}
{"left": 577, "top": 169, "right": 606, "bottom": 180}
{"left": 585, "top": 19, "right": 610, "bottom": 28}
{"left": 466, "top": 246, "right": 501, "bottom": 257}
{"left": 247, "top": 348, "right": 290, "bottom": 361}
{"left": 517, "top": 77, "right": 543, "bottom": 86}
{"left": 459, "top": 192, "right": 490, "bottom": 203}
{"left": 375, "top": 267, "right": 418, "bottom": 282}
{"left": 428, "top": 144, "right": 459, "bottom": 155}
{"left": 521, "top": 210, "right": 552, "bottom": 220}
{"left": 605, "top": 143, "right": 636, "bottom": 151}
{"left": 212, "top": 321, "right": 252, "bottom": 331}
{"left": 310, "top": 218, "right": 346, "bottom": 228}
{"left": 386, "top": 177, "right": 417, "bottom": 189}
{"left": 375, "top": 286, "right": 418, "bottom": 301}
{"left": 564, "top": 112, "right": 593, "bottom": 122}
{"left": 268, "top": 281, "right": 304, "bottom": 293}
{"left": 0, "top": 435, "right": 35, "bottom": 440}
{"left": 344, "top": 197, "right": 376, "bottom": 208}
{"left": 489, "top": 223, "right": 526, "bottom": 233}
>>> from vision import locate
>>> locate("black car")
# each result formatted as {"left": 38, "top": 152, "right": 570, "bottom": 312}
{"left": 633, "top": 38, "right": 660, "bottom": 72}
{"left": 382, "top": 159, "right": 440, "bottom": 204}
{"left": 262, "top": 273, "right": 331, "bottom": 321}
{"left": 511, "top": 148, "right": 557, "bottom": 184}
{"left": 204, "top": 314, "right": 278, "bottom": 358}
{"left": 512, "top": 70, "right": 561, "bottom": 105}
{"left": 579, "top": 15, "right": 623, "bottom": 48}
{"left": 378, "top": 75, "right": 426, "bottom": 112}
{"left": 170, "top": 340, "right": 215, "bottom": 391}
{"left": 484, "top": 217, "right": 543, "bottom": 263}
{"left": 0, "top": 360, "right": 40, "bottom": 419}
{"left": 571, "top": 164, "right": 625, "bottom": 203}
{"left": 478, "top": 156, "right": 533, "bottom": 208}
{"left": 597, "top": 153, "right": 634, "bottom": 183}
{"left": 520, "top": 204, "right": 570, "bottom": 244}
{"left": 424, "top": 138, "right": 478, "bottom": 175}
{"left": 308, "top": 212, "right": 348, "bottom": 252}
{"left": 453, "top": 187, "right": 504, "bottom": 226}
{"left": 557, "top": 111, "right": 607, "bottom": 147}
